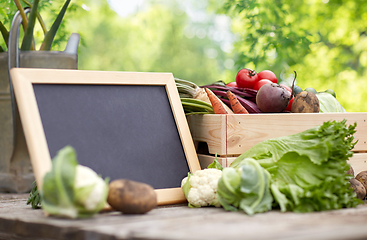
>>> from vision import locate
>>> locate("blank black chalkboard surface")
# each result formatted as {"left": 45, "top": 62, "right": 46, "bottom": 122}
{"left": 10, "top": 68, "right": 201, "bottom": 205}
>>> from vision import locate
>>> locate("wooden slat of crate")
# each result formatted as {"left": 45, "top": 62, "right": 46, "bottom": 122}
{"left": 187, "top": 115, "right": 227, "bottom": 155}
{"left": 348, "top": 153, "right": 367, "bottom": 176}
{"left": 198, "top": 153, "right": 367, "bottom": 177}
{"left": 188, "top": 113, "right": 367, "bottom": 156}
{"left": 227, "top": 113, "right": 367, "bottom": 155}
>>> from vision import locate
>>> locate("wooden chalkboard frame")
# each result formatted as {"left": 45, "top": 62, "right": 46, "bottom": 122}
{"left": 10, "top": 68, "right": 201, "bottom": 205}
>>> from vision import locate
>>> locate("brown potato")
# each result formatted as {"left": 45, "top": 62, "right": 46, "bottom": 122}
{"left": 107, "top": 179, "right": 157, "bottom": 214}
{"left": 349, "top": 178, "right": 366, "bottom": 200}
{"left": 291, "top": 91, "right": 320, "bottom": 113}
{"left": 355, "top": 170, "right": 367, "bottom": 192}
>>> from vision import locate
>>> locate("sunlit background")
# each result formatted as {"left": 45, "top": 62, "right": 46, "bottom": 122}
{"left": 1, "top": 0, "right": 367, "bottom": 112}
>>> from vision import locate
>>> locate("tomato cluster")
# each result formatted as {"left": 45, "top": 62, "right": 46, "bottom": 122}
{"left": 227, "top": 68, "right": 294, "bottom": 112}
{"left": 227, "top": 69, "right": 277, "bottom": 89}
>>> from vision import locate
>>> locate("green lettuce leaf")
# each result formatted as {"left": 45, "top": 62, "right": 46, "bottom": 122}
{"left": 230, "top": 120, "right": 362, "bottom": 212}
{"left": 207, "top": 154, "right": 223, "bottom": 170}
{"left": 217, "top": 158, "right": 273, "bottom": 215}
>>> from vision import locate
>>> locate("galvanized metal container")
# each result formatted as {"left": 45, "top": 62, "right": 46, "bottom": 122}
{"left": 0, "top": 9, "right": 79, "bottom": 192}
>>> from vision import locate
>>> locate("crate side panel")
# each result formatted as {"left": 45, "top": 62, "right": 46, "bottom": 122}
{"left": 349, "top": 153, "right": 367, "bottom": 176}
{"left": 226, "top": 113, "right": 367, "bottom": 155}
{"left": 197, "top": 154, "right": 228, "bottom": 169}
{"left": 187, "top": 115, "right": 227, "bottom": 155}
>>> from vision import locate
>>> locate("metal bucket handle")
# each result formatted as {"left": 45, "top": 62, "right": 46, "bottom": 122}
{"left": 7, "top": 8, "right": 31, "bottom": 148}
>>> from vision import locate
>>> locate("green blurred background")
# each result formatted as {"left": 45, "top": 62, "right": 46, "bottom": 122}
{"left": 1, "top": 0, "right": 366, "bottom": 112}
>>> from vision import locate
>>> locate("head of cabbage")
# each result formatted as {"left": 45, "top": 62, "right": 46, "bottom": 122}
{"left": 41, "top": 146, "right": 109, "bottom": 219}
{"left": 217, "top": 158, "right": 273, "bottom": 215}
{"left": 316, "top": 92, "right": 346, "bottom": 113}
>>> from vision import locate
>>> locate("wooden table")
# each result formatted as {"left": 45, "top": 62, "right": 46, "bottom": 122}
{"left": 1, "top": 193, "right": 367, "bottom": 240}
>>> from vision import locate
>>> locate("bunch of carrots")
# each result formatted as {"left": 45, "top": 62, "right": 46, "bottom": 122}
{"left": 175, "top": 78, "right": 261, "bottom": 115}
{"left": 205, "top": 88, "right": 248, "bottom": 114}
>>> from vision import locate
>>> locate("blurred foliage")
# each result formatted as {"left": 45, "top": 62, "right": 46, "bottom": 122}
{"left": 3, "top": 0, "right": 365, "bottom": 111}
{"left": 218, "top": 0, "right": 367, "bottom": 112}
{"left": 65, "top": 0, "right": 232, "bottom": 85}
{"left": 0, "top": 0, "right": 83, "bottom": 51}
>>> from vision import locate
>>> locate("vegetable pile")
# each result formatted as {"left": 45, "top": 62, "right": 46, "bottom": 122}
{"left": 181, "top": 120, "right": 363, "bottom": 214}
{"left": 176, "top": 68, "right": 346, "bottom": 114}
{"left": 27, "top": 146, "right": 158, "bottom": 218}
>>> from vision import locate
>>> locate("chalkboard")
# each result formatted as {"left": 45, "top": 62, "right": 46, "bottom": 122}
{"left": 10, "top": 68, "right": 201, "bottom": 205}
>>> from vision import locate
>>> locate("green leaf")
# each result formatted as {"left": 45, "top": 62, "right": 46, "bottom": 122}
{"left": 217, "top": 167, "right": 242, "bottom": 210}
{"left": 21, "top": 0, "right": 47, "bottom": 35}
{"left": 40, "top": 0, "right": 71, "bottom": 51}
{"left": 207, "top": 154, "right": 223, "bottom": 170}
{"left": 217, "top": 159, "right": 273, "bottom": 215}
{"left": 181, "top": 173, "right": 192, "bottom": 200}
{"left": 231, "top": 120, "right": 361, "bottom": 212}
{"left": 21, "top": 0, "right": 40, "bottom": 51}
{"left": 0, "top": 21, "right": 9, "bottom": 48}
{"left": 40, "top": 145, "right": 78, "bottom": 218}
{"left": 26, "top": 181, "right": 41, "bottom": 209}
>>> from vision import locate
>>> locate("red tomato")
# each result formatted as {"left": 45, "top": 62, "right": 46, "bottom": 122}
{"left": 285, "top": 96, "right": 294, "bottom": 112}
{"left": 253, "top": 79, "right": 273, "bottom": 91}
{"left": 236, "top": 68, "right": 259, "bottom": 89}
{"left": 257, "top": 70, "right": 277, "bottom": 83}
{"left": 226, "top": 81, "right": 237, "bottom": 88}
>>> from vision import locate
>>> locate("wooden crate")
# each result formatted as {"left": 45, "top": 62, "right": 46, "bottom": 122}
{"left": 187, "top": 113, "right": 367, "bottom": 176}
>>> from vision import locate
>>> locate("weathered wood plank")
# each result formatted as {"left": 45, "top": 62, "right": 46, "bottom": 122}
{"left": 0, "top": 194, "right": 367, "bottom": 240}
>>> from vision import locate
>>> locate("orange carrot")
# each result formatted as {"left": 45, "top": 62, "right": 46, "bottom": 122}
{"left": 204, "top": 88, "right": 228, "bottom": 114}
{"left": 226, "top": 90, "right": 249, "bottom": 114}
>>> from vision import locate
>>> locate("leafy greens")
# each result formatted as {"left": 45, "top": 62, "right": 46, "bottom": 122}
{"left": 230, "top": 119, "right": 361, "bottom": 212}
{"left": 217, "top": 158, "right": 273, "bottom": 215}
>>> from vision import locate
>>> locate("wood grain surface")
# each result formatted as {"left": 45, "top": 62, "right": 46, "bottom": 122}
{"left": 0, "top": 194, "right": 367, "bottom": 240}
{"left": 188, "top": 113, "right": 367, "bottom": 156}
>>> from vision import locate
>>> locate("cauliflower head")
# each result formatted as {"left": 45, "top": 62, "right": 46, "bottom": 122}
{"left": 41, "top": 146, "right": 109, "bottom": 219}
{"left": 74, "top": 165, "right": 109, "bottom": 211}
{"left": 181, "top": 168, "right": 222, "bottom": 208}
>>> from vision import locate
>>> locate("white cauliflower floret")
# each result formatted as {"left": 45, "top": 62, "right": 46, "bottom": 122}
{"left": 74, "top": 165, "right": 108, "bottom": 211}
{"left": 181, "top": 168, "right": 222, "bottom": 208}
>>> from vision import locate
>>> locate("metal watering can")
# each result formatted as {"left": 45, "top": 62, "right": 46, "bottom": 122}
{"left": 0, "top": 9, "right": 79, "bottom": 192}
